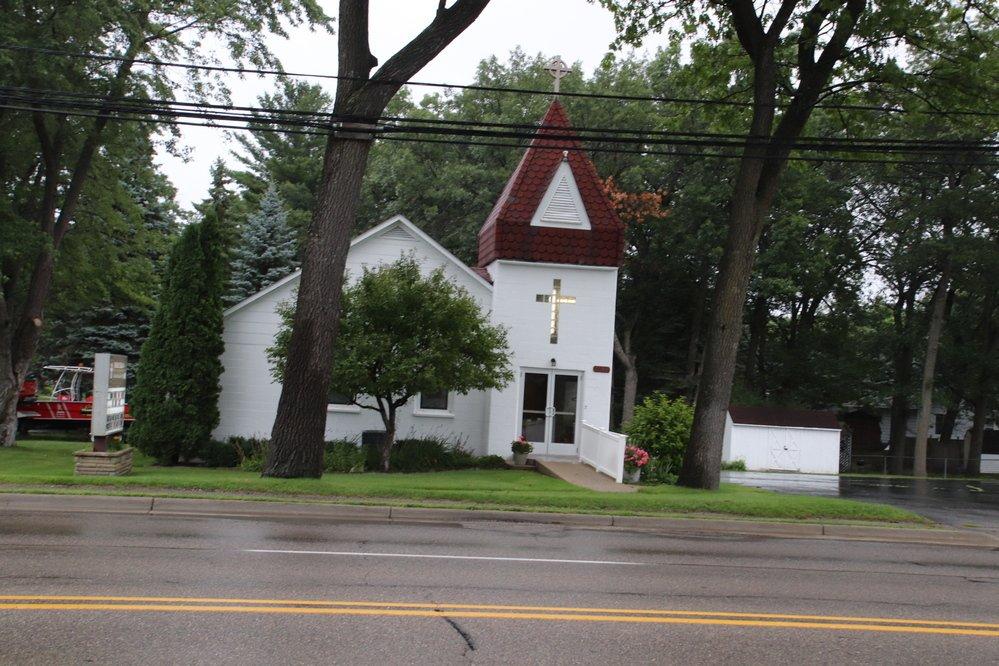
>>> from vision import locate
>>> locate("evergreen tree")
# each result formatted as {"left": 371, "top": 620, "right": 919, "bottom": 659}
{"left": 129, "top": 204, "right": 226, "bottom": 464}
{"left": 225, "top": 182, "right": 299, "bottom": 307}
{"left": 231, "top": 79, "right": 333, "bottom": 239}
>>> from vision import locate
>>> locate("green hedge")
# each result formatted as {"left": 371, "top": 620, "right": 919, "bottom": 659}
{"left": 213, "top": 434, "right": 505, "bottom": 474}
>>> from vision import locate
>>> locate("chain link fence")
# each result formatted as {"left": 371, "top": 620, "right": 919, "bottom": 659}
{"left": 848, "top": 454, "right": 974, "bottom": 478}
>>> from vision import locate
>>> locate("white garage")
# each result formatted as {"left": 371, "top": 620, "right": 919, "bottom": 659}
{"left": 722, "top": 405, "right": 842, "bottom": 474}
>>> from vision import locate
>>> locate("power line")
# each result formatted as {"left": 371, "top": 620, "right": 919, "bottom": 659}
{"left": 10, "top": 83, "right": 997, "bottom": 149}
{"left": 4, "top": 86, "right": 996, "bottom": 156}
{"left": 379, "top": 136, "right": 999, "bottom": 168}
{"left": 6, "top": 101, "right": 996, "bottom": 169}
{"left": 3, "top": 43, "right": 998, "bottom": 118}
{"left": 4, "top": 91, "right": 996, "bottom": 161}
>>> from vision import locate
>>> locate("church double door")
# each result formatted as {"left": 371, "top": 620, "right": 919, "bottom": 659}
{"left": 520, "top": 370, "right": 580, "bottom": 457}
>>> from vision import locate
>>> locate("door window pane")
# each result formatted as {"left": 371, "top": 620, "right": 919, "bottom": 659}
{"left": 553, "top": 375, "right": 578, "bottom": 413}
{"left": 419, "top": 391, "right": 449, "bottom": 411}
{"left": 552, "top": 414, "right": 576, "bottom": 444}
{"left": 523, "top": 373, "right": 548, "bottom": 412}
{"left": 522, "top": 413, "right": 546, "bottom": 442}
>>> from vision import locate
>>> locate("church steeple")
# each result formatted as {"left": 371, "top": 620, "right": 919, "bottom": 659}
{"left": 476, "top": 100, "right": 625, "bottom": 268}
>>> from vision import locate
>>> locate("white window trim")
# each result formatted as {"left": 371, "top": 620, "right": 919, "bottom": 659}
{"left": 327, "top": 402, "right": 361, "bottom": 414}
{"left": 413, "top": 392, "right": 455, "bottom": 418}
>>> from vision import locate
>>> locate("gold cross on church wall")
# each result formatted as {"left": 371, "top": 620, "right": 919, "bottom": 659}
{"left": 536, "top": 279, "right": 576, "bottom": 344}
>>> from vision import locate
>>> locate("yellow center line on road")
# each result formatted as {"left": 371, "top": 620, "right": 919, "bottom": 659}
{"left": 0, "top": 602, "right": 997, "bottom": 637}
{"left": 0, "top": 596, "right": 996, "bottom": 637}
{"left": 2, "top": 595, "right": 998, "bottom": 629}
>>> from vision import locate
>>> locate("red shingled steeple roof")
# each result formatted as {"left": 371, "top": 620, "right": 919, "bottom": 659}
{"left": 476, "top": 100, "right": 625, "bottom": 268}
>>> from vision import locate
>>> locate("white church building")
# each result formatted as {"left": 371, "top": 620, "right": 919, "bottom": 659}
{"left": 215, "top": 101, "right": 628, "bottom": 468}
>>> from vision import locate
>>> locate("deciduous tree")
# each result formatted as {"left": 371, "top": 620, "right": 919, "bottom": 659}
{"left": 601, "top": 0, "right": 985, "bottom": 488}
{"left": 0, "top": 0, "right": 330, "bottom": 446}
{"left": 269, "top": 257, "right": 512, "bottom": 472}
{"left": 266, "top": 0, "right": 491, "bottom": 478}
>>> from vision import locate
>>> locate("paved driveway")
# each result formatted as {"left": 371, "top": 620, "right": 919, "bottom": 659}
{"left": 721, "top": 471, "right": 999, "bottom": 530}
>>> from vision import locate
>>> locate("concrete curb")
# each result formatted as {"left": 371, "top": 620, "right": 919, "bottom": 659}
{"left": 2, "top": 492, "right": 996, "bottom": 548}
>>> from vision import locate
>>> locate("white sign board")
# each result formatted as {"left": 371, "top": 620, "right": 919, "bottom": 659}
{"left": 91, "top": 353, "right": 127, "bottom": 437}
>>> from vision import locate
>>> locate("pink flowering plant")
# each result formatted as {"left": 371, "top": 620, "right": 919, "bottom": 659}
{"left": 511, "top": 435, "right": 533, "bottom": 455}
{"left": 624, "top": 445, "right": 650, "bottom": 472}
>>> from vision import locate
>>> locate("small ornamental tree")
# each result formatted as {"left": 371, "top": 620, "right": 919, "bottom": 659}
{"left": 269, "top": 256, "right": 512, "bottom": 472}
{"left": 130, "top": 206, "right": 227, "bottom": 464}
{"left": 225, "top": 182, "right": 299, "bottom": 307}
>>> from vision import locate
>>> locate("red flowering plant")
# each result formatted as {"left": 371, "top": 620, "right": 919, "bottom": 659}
{"left": 511, "top": 435, "right": 533, "bottom": 455}
{"left": 623, "top": 445, "right": 650, "bottom": 472}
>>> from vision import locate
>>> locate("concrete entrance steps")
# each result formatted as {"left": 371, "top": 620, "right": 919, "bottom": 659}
{"left": 533, "top": 459, "right": 637, "bottom": 493}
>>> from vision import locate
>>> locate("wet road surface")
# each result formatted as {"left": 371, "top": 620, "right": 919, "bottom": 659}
{"left": 721, "top": 471, "right": 999, "bottom": 530}
{"left": 0, "top": 504, "right": 997, "bottom": 664}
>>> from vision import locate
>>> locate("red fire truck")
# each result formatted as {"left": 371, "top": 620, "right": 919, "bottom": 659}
{"left": 16, "top": 365, "right": 133, "bottom": 433}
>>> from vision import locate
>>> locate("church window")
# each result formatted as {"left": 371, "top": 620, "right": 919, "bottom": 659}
{"left": 328, "top": 390, "right": 353, "bottom": 406}
{"left": 418, "top": 391, "right": 450, "bottom": 412}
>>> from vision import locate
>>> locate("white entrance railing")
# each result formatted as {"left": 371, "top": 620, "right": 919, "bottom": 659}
{"left": 579, "top": 421, "right": 627, "bottom": 483}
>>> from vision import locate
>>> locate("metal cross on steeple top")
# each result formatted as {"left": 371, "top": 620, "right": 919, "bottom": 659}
{"left": 544, "top": 56, "right": 571, "bottom": 94}
{"left": 536, "top": 279, "right": 576, "bottom": 344}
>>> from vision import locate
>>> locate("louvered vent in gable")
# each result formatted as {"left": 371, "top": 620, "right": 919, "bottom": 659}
{"left": 381, "top": 224, "right": 415, "bottom": 241}
{"left": 530, "top": 159, "right": 591, "bottom": 230}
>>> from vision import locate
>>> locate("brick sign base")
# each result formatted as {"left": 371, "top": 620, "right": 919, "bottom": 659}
{"left": 74, "top": 448, "right": 134, "bottom": 476}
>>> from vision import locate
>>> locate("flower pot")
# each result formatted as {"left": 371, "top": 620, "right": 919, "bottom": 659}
{"left": 624, "top": 468, "right": 641, "bottom": 483}
{"left": 512, "top": 452, "right": 528, "bottom": 466}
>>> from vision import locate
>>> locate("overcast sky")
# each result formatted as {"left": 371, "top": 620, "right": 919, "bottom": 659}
{"left": 156, "top": 0, "right": 669, "bottom": 209}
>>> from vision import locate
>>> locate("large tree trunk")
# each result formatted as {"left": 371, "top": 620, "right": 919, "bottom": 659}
{"left": 888, "top": 393, "right": 909, "bottom": 474}
{"left": 681, "top": 197, "right": 768, "bottom": 489}
{"left": 913, "top": 270, "right": 951, "bottom": 476}
{"left": 683, "top": 272, "right": 708, "bottom": 400}
{"left": 888, "top": 290, "right": 916, "bottom": 474}
{"left": 614, "top": 325, "right": 638, "bottom": 425}
{"left": 967, "top": 397, "right": 987, "bottom": 477}
{"left": 677, "top": 0, "right": 865, "bottom": 490}
{"left": 264, "top": 136, "right": 374, "bottom": 477}
{"left": 967, "top": 286, "right": 998, "bottom": 476}
{"left": 1, "top": 248, "right": 58, "bottom": 442}
{"left": 0, "top": 361, "right": 18, "bottom": 447}
{"left": 680, "top": 45, "right": 782, "bottom": 490}
{"left": 744, "top": 295, "right": 768, "bottom": 393}
{"left": 264, "top": 0, "right": 490, "bottom": 477}
{"left": 937, "top": 403, "right": 959, "bottom": 450}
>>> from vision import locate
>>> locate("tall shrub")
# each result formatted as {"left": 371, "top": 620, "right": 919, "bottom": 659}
{"left": 624, "top": 393, "right": 693, "bottom": 478}
{"left": 130, "top": 206, "right": 226, "bottom": 463}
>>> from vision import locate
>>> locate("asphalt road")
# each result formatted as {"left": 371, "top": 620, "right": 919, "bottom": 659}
{"left": 721, "top": 471, "right": 999, "bottom": 530}
{"left": 0, "top": 507, "right": 996, "bottom": 664}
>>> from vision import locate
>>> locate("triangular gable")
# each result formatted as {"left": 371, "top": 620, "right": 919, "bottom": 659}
{"left": 224, "top": 214, "right": 491, "bottom": 318}
{"left": 530, "top": 159, "right": 591, "bottom": 230}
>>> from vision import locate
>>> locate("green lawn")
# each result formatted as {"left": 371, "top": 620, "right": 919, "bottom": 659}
{"left": 0, "top": 440, "right": 925, "bottom": 524}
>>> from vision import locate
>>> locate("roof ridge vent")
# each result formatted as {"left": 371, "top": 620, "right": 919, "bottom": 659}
{"left": 381, "top": 224, "right": 415, "bottom": 241}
